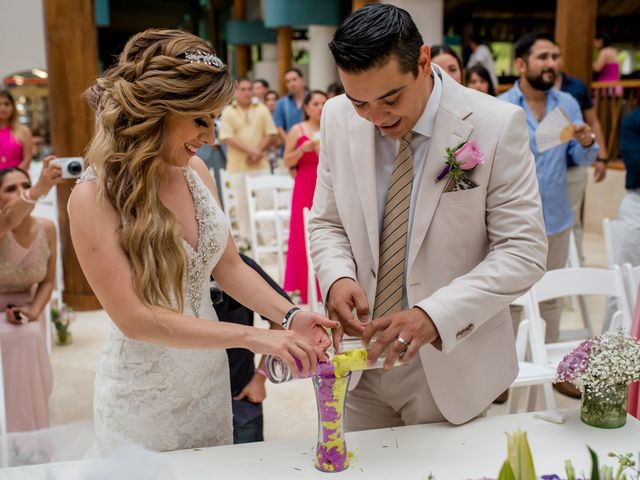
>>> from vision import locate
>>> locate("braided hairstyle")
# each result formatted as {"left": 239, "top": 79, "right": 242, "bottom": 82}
{"left": 84, "top": 29, "right": 235, "bottom": 312}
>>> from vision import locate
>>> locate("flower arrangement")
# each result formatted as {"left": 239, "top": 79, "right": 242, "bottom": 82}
{"left": 425, "top": 430, "right": 639, "bottom": 480}
{"left": 50, "top": 301, "right": 75, "bottom": 346}
{"left": 436, "top": 140, "right": 484, "bottom": 191}
{"left": 556, "top": 329, "right": 640, "bottom": 428}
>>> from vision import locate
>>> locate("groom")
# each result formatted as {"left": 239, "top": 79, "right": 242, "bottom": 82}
{"left": 309, "top": 4, "right": 548, "bottom": 430}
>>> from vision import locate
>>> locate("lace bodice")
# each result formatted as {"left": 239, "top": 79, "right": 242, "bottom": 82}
{"left": 0, "top": 225, "right": 49, "bottom": 294}
{"left": 79, "top": 165, "right": 233, "bottom": 452}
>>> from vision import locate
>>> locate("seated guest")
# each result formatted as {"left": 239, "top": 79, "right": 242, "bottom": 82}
{"left": 212, "top": 254, "right": 290, "bottom": 444}
{"left": 430, "top": 44, "right": 463, "bottom": 84}
{"left": 466, "top": 64, "right": 496, "bottom": 96}
{"left": 0, "top": 158, "right": 62, "bottom": 431}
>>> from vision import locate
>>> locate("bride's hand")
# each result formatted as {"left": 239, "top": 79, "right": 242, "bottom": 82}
{"left": 289, "top": 311, "right": 338, "bottom": 356}
{"left": 248, "top": 328, "right": 325, "bottom": 378}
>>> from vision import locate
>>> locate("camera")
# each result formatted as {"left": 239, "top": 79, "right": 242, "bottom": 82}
{"left": 52, "top": 157, "right": 84, "bottom": 179}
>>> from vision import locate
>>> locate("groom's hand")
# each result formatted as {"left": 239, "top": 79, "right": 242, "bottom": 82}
{"left": 362, "top": 307, "right": 439, "bottom": 369}
{"left": 326, "top": 278, "right": 370, "bottom": 349}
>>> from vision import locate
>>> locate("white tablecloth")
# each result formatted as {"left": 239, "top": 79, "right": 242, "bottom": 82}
{"left": 2, "top": 409, "right": 640, "bottom": 479}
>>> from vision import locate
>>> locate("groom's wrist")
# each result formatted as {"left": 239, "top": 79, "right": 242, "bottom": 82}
{"left": 412, "top": 306, "right": 442, "bottom": 350}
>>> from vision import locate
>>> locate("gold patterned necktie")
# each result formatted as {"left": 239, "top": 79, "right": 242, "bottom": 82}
{"left": 373, "top": 131, "right": 414, "bottom": 318}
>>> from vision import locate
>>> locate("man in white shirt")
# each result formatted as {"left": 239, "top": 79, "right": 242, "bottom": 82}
{"left": 467, "top": 34, "right": 499, "bottom": 88}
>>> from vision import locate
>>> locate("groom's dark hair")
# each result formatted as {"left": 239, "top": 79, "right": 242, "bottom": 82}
{"left": 329, "top": 3, "right": 423, "bottom": 77}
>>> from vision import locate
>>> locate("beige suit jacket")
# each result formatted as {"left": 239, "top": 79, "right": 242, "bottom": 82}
{"left": 309, "top": 70, "right": 548, "bottom": 425}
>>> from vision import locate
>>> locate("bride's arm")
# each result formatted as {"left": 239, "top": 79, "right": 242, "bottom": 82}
{"left": 68, "top": 178, "right": 324, "bottom": 375}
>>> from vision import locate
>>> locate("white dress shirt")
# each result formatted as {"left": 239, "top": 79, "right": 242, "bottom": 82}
{"left": 374, "top": 67, "right": 443, "bottom": 307}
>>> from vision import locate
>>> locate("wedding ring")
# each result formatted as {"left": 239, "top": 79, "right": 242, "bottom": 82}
{"left": 396, "top": 336, "right": 410, "bottom": 349}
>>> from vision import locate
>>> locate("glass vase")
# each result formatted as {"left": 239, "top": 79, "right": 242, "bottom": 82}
{"left": 56, "top": 330, "right": 72, "bottom": 346}
{"left": 580, "top": 382, "right": 628, "bottom": 429}
{"left": 313, "top": 372, "right": 351, "bottom": 473}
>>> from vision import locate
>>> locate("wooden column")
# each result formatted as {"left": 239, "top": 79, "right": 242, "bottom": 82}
{"left": 233, "top": 0, "right": 250, "bottom": 78}
{"left": 277, "top": 27, "right": 292, "bottom": 95}
{"left": 555, "top": 0, "right": 597, "bottom": 85}
{"left": 43, "top": 0, "right": 101, "bottom": 310}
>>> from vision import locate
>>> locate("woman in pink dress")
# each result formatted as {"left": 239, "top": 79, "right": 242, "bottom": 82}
{"left": 283, "top": 90, "right": 327, "bottom": 304}
{"left": 0, "top": 90, "right": 33, "bottom": 171}
{"left": 593, "top": 34, "right": 622, "bottom": 96}
{"left": 629, "top": 288, "right": 640, "bottom": 419}
{"left": 0, "top": 158, "right": 62, "bottom": 431}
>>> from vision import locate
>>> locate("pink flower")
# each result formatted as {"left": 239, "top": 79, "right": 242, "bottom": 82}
{"left": 454, "top": 141, "right": 484, "bottom": 170}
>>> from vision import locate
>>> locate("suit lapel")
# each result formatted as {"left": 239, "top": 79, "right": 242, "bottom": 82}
{"left": 348, "top": 109, "right": 379, "bottom": 264}
{"left": 407, "top": 73, "right": 474, "bottom": 275}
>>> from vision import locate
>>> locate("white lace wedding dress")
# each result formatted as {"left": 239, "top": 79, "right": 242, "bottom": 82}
{"left": 80, "top": 166, "right": 233, "bottom": 452}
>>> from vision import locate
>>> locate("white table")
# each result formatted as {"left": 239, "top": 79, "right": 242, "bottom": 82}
{"left": 2, "top": 409, "right": 640, "bottom": 479}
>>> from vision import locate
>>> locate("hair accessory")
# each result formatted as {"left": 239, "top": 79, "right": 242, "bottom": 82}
{"left": 184, "top": 50, "right": 224, "bottom": 68}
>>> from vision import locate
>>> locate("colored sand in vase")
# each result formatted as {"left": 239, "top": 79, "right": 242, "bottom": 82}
{"left": 314, "top": 373, "right": 350, "bottom": 473}
{"left": 311, "top": 348, "right": 371, "bottom": 472}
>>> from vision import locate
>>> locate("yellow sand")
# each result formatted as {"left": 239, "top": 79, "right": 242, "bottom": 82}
{"left": 332, "top": 348, "right": 369, "bottom": 378}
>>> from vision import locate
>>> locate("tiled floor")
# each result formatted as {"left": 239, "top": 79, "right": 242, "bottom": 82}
{"left": 47, "top": 230, "right": 610, "bottom": 442}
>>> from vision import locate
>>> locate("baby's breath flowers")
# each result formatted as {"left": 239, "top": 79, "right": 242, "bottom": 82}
{"left": 556, "top": 329, "right": 640, "bottom": 396}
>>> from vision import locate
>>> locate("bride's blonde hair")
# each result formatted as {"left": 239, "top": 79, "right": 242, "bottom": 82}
{"left": 84, "top": 29, "right": 235, "bottom": 311}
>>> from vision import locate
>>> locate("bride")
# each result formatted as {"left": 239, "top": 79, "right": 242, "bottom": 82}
{"left": 68, "top": 29, "right": 337, "bottom": 452}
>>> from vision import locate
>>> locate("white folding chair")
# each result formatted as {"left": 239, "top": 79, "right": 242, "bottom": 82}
{"left": 32, "top": 186, "right": 60, "bottom": 355}
{"left": 565, "top": 230, "right": 594, "bottom": 337}
{"left": 303, "top": 207, "right": 322, "bottom": 313}
{"left": 508, "top": 291, "right": 557, "bottom": 413}
{"left": 533, "top": 267, "right": 632, "bottom": 368}
{"left": 217, "top": 168, "right": 241, "bottom": 241}
{"left": 623, "top": 262, "right": 640, "bottom": 314}
{"left": 245, "top": 174, "right": 293, "bottom": 283}
{"left": 273, "top": 188, "right": 292, "bottom": 268}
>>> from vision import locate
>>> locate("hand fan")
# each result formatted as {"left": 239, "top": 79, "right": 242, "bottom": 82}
{"left": 536, "top": 107, "right": 573, "bottom": 152}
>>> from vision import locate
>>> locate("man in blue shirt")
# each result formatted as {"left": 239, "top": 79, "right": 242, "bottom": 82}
{"left": 273, "top": 68, "right": 307, "bottom": 143}
{"left": 554, "top": 44, "right": 608, "bottom": 261}
{"left": 500, "top": 32, "right": 599, "bottom": 343}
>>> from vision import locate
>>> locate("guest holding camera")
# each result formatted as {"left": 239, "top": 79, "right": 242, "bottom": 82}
{"left": 0, "top": 157, "right": 63, "bottom": 431}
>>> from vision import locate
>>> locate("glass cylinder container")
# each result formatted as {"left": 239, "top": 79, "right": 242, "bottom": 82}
{"left": 264, "top": 338, "right": 403, "bottom": 383}
{"left": 580, "top": 382, "right": 628, "bottom": 429}
{"left": 313, "top": 372, "right": 351, "bottom": 473}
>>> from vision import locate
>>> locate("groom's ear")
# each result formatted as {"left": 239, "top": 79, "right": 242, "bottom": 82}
{"left": 419, "top": 45, "right": 431, "bottom": 78}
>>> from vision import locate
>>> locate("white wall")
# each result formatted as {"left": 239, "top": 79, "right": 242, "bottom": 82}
{"left": 308, "top": 25, "right": 337, "bottom": 91}
{"left": 385, "top": 0, "right": 444, "bottom": 47}
{"left": 0, "top": 0, "right": 47, "bottom": 80}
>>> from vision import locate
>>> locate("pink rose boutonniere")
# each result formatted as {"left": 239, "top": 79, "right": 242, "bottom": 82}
{"left": 436, "top": 140, "right": 484, "bottom": 192}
